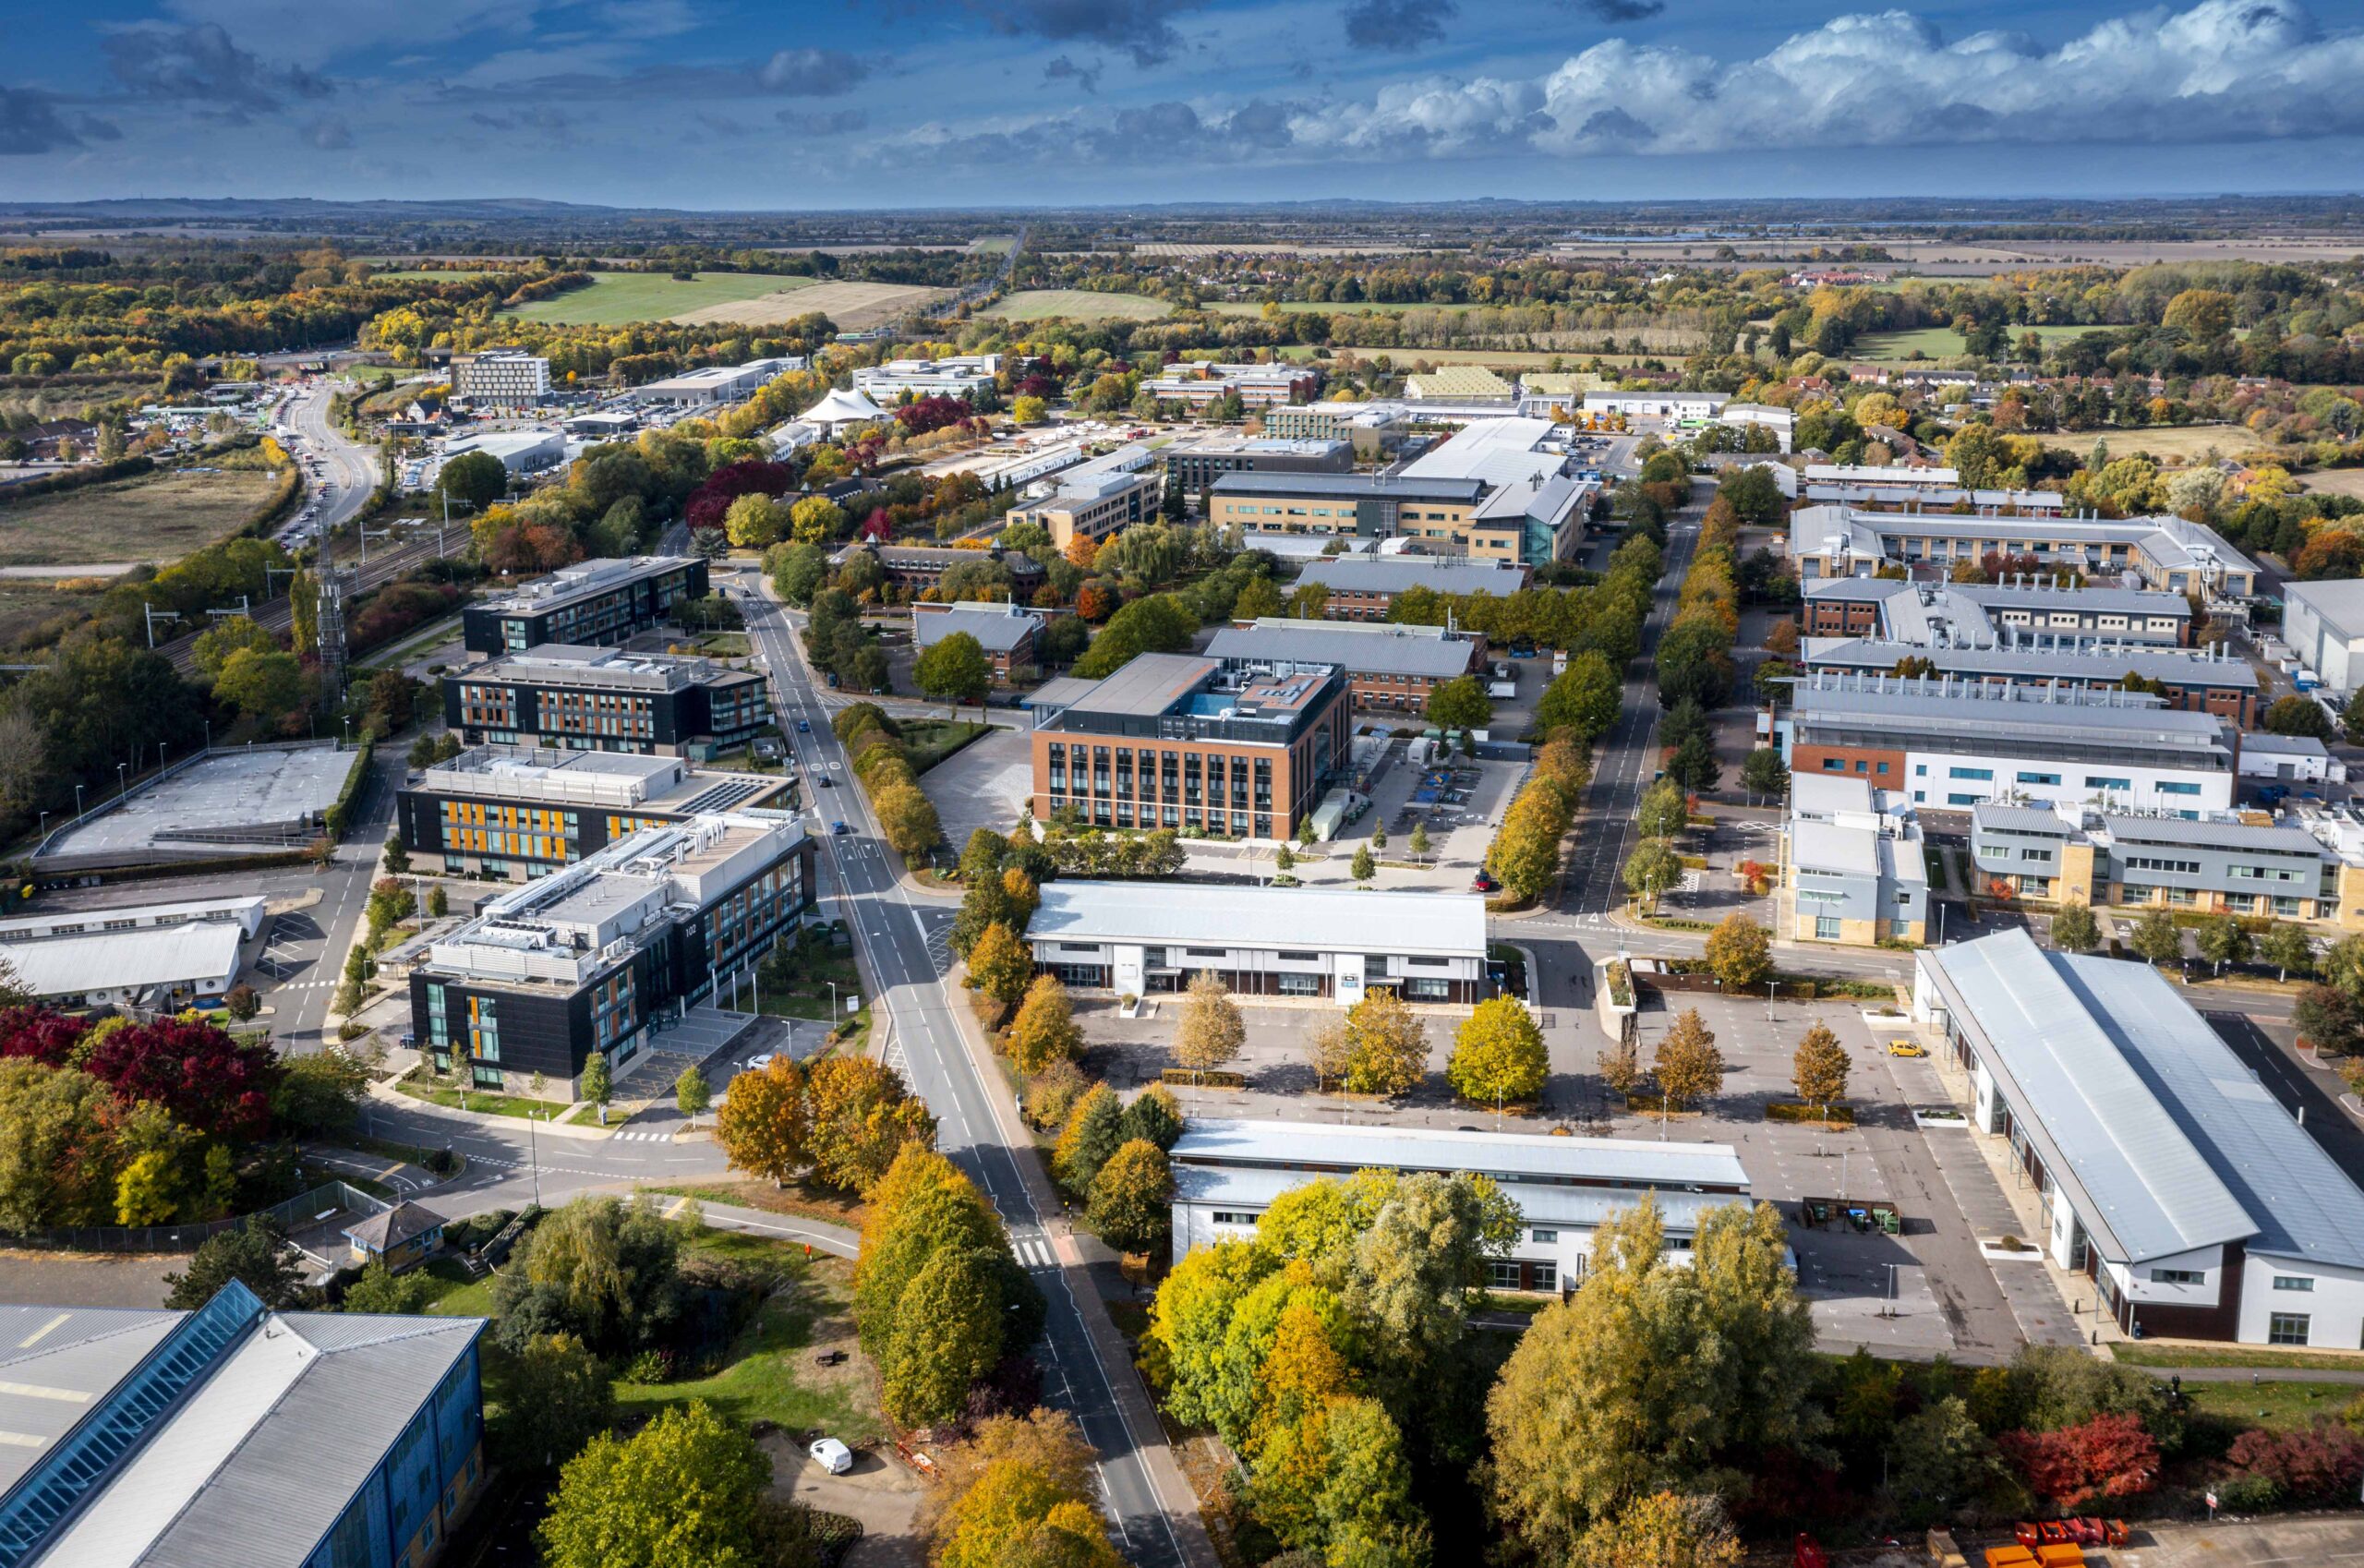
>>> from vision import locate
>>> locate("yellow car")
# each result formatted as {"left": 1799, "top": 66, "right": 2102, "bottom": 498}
{"left": 1888, "top": 1039, "right": 1927, "bottom": 1058}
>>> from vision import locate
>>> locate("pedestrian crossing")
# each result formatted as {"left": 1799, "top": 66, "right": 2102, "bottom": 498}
{"left": 609, "top": 1128, "right": 674, "bottom": 1142}
{"left": 1014, "top": 1236, "right": 1058, "bottom": 1269}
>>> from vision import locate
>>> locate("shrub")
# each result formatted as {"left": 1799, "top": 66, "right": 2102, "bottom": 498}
{"left": 2226, "top": 1419, "right": 2364, "bottom": 1505}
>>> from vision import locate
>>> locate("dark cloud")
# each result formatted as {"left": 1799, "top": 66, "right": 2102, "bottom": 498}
{"left": 896, "top": 97, "right": 1297, "bottom": 169}
{"left": 304, "top": 115, "right": 353, "bottom": 149}
{"left": 1344, "top": 0, "right": 1454, "bottom": 52}
{"left": 102, "top": 23, "right": 331, "bottom": 117}
{"left": 0, "top": 89, "right": 90, "bottom": 155}
{"left": 778, "top": 108, "right": 869, "bottom": 135}
{"left": 76, "top": 115, "right": 123, "bottom": 142}
{"left": 756, "top": 47, "right": 870, "bottom": 94}
{"left": 467, "top": 105, "right": 581, "bottom": 148}
{"left": 969, "top": 0, "right": 1207, "bottom": 67}
{"left": 1042, "top": 54, "right": 1102, "bottom": 93}
{"left": 1579, "top": 0, "right": 1665, "bottom": 18}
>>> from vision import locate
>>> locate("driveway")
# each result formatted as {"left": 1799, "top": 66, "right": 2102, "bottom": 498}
{"left": 765, "top": 1434, "right": 924, "bottom": 1567}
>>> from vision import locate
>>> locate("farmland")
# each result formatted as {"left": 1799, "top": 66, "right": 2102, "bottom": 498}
{"left": 670, "top": 280, "right": 948, "bottom": 330}
{"left": 500, "top": 271, "right": 814, "bottom": 324}
{"left": 1206, "top": 300, "right": 1418, "bottom": 317}
{"left": 2034, "top": 423, "right": 2268, "bottom": 464}
{"left": 1852, "top": 324, "right": 2098, "bottom": 361}
{"left": 0, "top": 467, "right": 278, "bottom": 569}
{"left": 983, "top": 289, "right": 1174, "bottom": 322}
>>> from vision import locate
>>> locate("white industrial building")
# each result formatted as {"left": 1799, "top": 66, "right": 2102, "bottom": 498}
{"left": 0, "top": 894, "right": 265, "bottom": 1009}
{"left": 1583, "top": 390, "right": 1729, "bottom": 422}
{"left": 441, "top": 428, "right": 564, "bottom": 475}
{"left": 1916, "top": 929, "right": 2364, "bottom": 1345}
{"left": 852, "top": 354, "right": 1000, "bottom": 403}
{"left": 637, "top": 356, "right": 803, "bottom": 404}
{"left": 2281, "top": 579, "right": 2364, "bottom": 694}
{"left": 1168, "top": 1119, "right": 1754, "bottom": 1284}
{"left": 1027, "top": 882, "right": 1489, "bottom": 1006}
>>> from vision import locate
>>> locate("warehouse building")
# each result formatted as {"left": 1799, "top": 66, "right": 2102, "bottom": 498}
{"left": 1779, "top": 671, "right": 2237, "bottom": 815}
{"left": 1779, "top": 774, "right": 1929, "bottom": 946}
{"left": 445, "top": 645, "right": 771, "bottom": 759}
{"left": 1969, "top": 803, "right": 2364, "bottom": 925}
{"left": 396, "top": 745, "right": 787, "bottom": 880}
{"left": 1029, "top": 652, "right": 1348, "bottom": 841}
{"left": 1163, "top": 434, "right": 1351, "bottom": 503}
{"left": 1029, "top": 882, "right": 1488, "bottom": 1005}
{"left": 1208, "top": 472, "right": 1487, "bottom": 549}
{"left": 1913, "top": 928, "right": 2364, "bottom": 1345}
{"left": 0, "top": 894, "right": 264, "bottom": 1010}
{"left": 409, "top": 813, "right": 815, "bottom": 1096}
{"left": 911, "top": 600, "right": 1046, "bottom": 681}
{"left": 1207, "top": 618, "right": 1485, "bottom": 714}
{"left": 451, "top": 348, "right": 549, "bottom": 404}
{"left": 1582, "top": 390, "right": 1729, "bottom": 422}
{"left": 1260, "top": 402, "right": 1408, "bottom": 455}
{"left": 440, "top": 428, "right": 562, "bottom": 475}
{"left": 1802, "top": 578, "right": 2193, "bottom": 646}
{"left": 1168, "top": 1119, "right": 1751, "bottom": 1282}
{"left": 1296, "top": 554, "right": 1533, "bottom": 620}
{"left": 0, "top": 1282, "right": 484, "bottom": 1568}
{"left": 1405, "top": 366, "right": 1516, "bottom": 404}
{"left": 1789, "top": 505, "right": 2260, "bottom": 598}
{"left": 2280, "top": 579, "right": 2364, "bottom": 694}
{"left": 1800, "top": 638, "right": 2260, "bottom": 727}
{"left": 463, "top": 555, "right": 707, "bottom": 655}
{"left": 851, "top": 354, "right": 999, "bottom": 402}
{"left": 637, "top": 356, "right": 802, "bottom": 404}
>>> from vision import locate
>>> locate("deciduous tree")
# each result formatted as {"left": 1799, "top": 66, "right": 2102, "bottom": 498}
{"left": 1446, "top": 995, "right": 1546, "bottom": 1107}
{"left": 496, "top": 1333, "right": 616, "bottom": 1476}
{"left": 881, "top": 1247, "right": 1006, "bottom": 1428}
{"left": 1574, "top": 1492, "right": 1743, "bottom": 1568}
{"left": 1704, "top": 913, "right": 1772, "bottom": 991}
{"left": 714, "top": 1055, "right": 807, "bottom": 1186}
{"left": 1342, "top": 988, "right": 1428, "bottom": 1099}
{"left": 872, "top": 782, "right": 941, "bottom": 858}
{"left": 1997, "top": 1413, "right": 2160, "bottom": 1511}
{"left": 1652, "top": 1008, "right": 1724, "bottom": 1116}
{"left": 1054, "top": 1083, "right": 1124, "bottom": 1194}
{"left": 914, "top": 631, "right": 992, "bottom": 712}
{"left": 1425, "top": 675, "right": 1491, "bottom": 733}
{"left": 804, "top": 1055, "right": 935, "bottom": 1194}
{"left": 1087, "top": 1138, "right": 1173, "bottom": 1257}
{"left": 2261, "top": 921, "right": 2315, "bottom": 982}
{"left": 966, "top": 921, "right": 1033, "bottom": 1007}
{"left": 1791, "top": 1022, "right": 1849, "bottom": 1117}
{"left": 2129, "top": 908, "right": 2184, "bottom": 969}
{"left": 537, "top": 1401, "right": 775, "bottom": 1568}
{"left": 2051, "top": 900, "right": 2100, "bottom": 953}
{"left": 1622, "top": 838, "right": 1681, "bottom": 909}
{"left": 1007, "top": 974, "right": 1083, "bottom": 1075}
{"left": 1174, "top": 971, "right": 1245, "bottom": 1072}
{"left": 1537, "top": 651, "right": 1622, "bottom": 740}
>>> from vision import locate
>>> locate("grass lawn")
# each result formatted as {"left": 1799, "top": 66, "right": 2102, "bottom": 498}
{"left": 2179, "top": 1379, "right": 2360, "bottom": 1433}
{"left": 501, "top": 271, "right": 814, "bottom": 325}
{"left": 2037, "top": 423, "right": 2271, "bottom": 464}
{"left": 899, "top": 718, "right": 991, "bottom": 773}
{"left": 613, "top": 1248, "right": 884, "bottom": 1443}
{"left": 984, "top": 289, "right": 1173, "bottom": 323}
{"left": 2113, "top": 1342, "right": 2364, "bottom": 1372}
{"left": 1853, "top": 324, "right": 2096, "bottom": 361}
{"left": 643, "top": 1178, "right": 868, "bottom": 1232}
{"left": 0, "top": 466, "right": 278, "bottom": 568}
{"left": 421, "top": 1258, "right": 499, "bottom": 1320}
{"left": 397, "top": 1074, "right": 573, "bottom": 1122}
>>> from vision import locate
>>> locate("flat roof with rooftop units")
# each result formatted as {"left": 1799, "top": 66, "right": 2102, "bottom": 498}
{"left": 416, "top": 745, "right": 784, "bottom": 815}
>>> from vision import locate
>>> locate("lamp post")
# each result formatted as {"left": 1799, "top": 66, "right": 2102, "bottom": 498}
{"left": 74, "top": 783, "right": 84, "bottom": 818}
{"left": 527, "top": 1110, "right": 541, "bottom": 1208}
{"left": 115, "top": 762, "right": 127, "bottom": 800}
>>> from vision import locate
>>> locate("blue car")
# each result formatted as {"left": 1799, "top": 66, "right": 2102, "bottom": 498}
{"left": 797, "top": 719, "right": 811, "bottom": 733}
{"left": 831, "top": 821, "right": 850, "bottom": 835}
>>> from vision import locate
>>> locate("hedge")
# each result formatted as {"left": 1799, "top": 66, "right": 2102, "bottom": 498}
{"left": 0, "top": 454, "right": 154, "bottom": 506}
{"left": 1766, "top": 1102, "right": 1856, "bottom": 1127}
{"left": 1162, "top": 1067, "right": 1246, "bottom": 1090}
{"left": 324, "top": 735, "right": 376, "bottom": 839}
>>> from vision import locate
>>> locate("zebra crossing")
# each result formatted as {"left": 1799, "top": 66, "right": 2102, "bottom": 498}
{"left": 608, "top": 1128, "right": 674, "bottom": 1143}
{"left": 1013, "top": 1235, "right": 1058, "bottom": 1270}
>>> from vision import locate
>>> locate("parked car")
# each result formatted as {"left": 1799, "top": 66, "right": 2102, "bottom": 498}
{"left": 1470, "top": 871, "right": 1500, "bottom": 893}
{"left": 808, "top": 1438, "right": 853, "bottom": 1476}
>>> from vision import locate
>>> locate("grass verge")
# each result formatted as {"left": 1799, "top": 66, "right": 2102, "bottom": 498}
{"left": 640, "top": 1178, "right": 868, "bottom": 1233}
{"left": 2113, "top": 1342, "right": 2364, "bottom": 1372}
{"left": 397, "top": 1072, "right": 573, "bottom": 1121}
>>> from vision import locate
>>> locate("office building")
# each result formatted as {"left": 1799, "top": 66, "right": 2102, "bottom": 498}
{"left": 1207, "top": 619, "right": 1485, "bottom": 714}
{"left": 1779, "top": 670, "right": 2237, "bottom": 814}
{"left": 2239, "top": 731, "right": 2341, "bottom": 786}
{"left": 1914, "top": 927, "right": 2364, "bottom": 1344}
{"left": 1800, "top": 638, "right": 2259, "bottom": 727}
{"left": 410, "top": 813, "right": 815, "bottom": 1095}
{"left": 2280, "top": 579, "right": 2364, "bottom": 694}
{"left": 851, "top": 354, "right": 1000, "bottom": 403}
{"left": 1028, "top": 651, "right": 1349, "bottom": 841}
{"left": 1969, "top": 802, "right": 2364, "bottom": 926}
{"left": 1404, "top": 366, "right": 1515, "bottom": 404}
{"left": 1208, "top": 472, "right": 1485, "bottom": 550}
{"left": 1260, "top": 402, "right": 1408, "bottom": 455}
{"left": 1162, "top": 434, "right": 1352, "bottom": 502}
{"left": 451, "top": 349, "right": 550, "bottom": 404}
{"left": 1802, "top": 577, "right": 2192, "bottom": 646}
{"left": 1582, "top": 390, "right": 1729, "bottom": 422}
{"left": 1393, "top": 416, "right": 1596, "bottom": 562}
{"left": 396, "top": 745, "right": 788, "bottom": 880}
{"left": 1803, "top": 478, "right": 2067, "bottom": 513}
{"left": 1295, "top": 554, "right": 1533, "bottom": 620}
{"left": 1140, "top": 362, "right": 1317, "bottom": 410}
{"left": 1005, "top": 443, "right": 1161, "bottom": 549}
{"left": 1716, "top": 403, "right": 1795, "bottom": 450}
{"left": 0, "top": 894, "right": 265, "bottom": 1010}
{"left": 445, "top": 645, "right": 771, "bottom": 759}
{"left": 1779, "top": 774, "right": 1929, "bottom": 945}
{"left": 637, "top": 356, "right": 802, "bottom": 404}
{"left": 0, "top": 1282, "right": 484, "bottom": 1568}
{"left": 1167, "top": 1119, "right": 1751, "bottom": 1280}
{"left": 1028, "top": 882, "right": 1488, "bottom": 1005}
{"left": 463, "top": 555, "right": 708, "bottom": 655}
{"left": 837, "top": 543, "right": 1045, "bottom": 597}
{"left": 1789, "top": 505, "right": 2260, "bottom": 598}
{"left": 912, "top": 600, "right": 1046, "bottom": 681}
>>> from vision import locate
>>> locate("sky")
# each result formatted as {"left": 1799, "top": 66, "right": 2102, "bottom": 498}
{"left": 2, "top": 0, "right": 2363, "bottom": 209}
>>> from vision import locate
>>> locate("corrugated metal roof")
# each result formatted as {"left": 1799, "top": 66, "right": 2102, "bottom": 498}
{"left": 2286, "top": 577, "right": 2364, "bottom": 636}
{"left": 1173, "top": 1163, "right": 1742, "bottom": 1232}
{"left": 1297, "top": 556, "right": 1530, "bottom": 596}
{"left": 0, "top": 1310, "right": 177, "bottom": 1496}
{"left": 1171, "top": 1118, "right": 1747, "bottom": 1190}
{"left": 2097, "top": 814, "right": 2324, "bottom": 856}
{"left": 1208, "top": 623, "right": 1478, "bottom": 680}
{"left": 1920, "top": 930, "right": 2257, "bottom": 1264}
{"left": 1805, "top": 639, "right": 2258, "bottom": 691}
{"left": 1031, "top": 883, "right": 1488, "bottom": 960}
{"left": 1, "top": 923, "right": 243, "bottom": 1000}
{"left": 1972, "top": 803, "right": 2076, "bottom": 836}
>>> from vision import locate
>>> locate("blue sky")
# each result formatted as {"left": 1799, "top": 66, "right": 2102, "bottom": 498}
{"left": 3, "top": 0, "right": 2362, "bottom": 207}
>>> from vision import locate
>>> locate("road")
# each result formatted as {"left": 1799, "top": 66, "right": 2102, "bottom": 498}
{"left": 733, "top": 563, "right": 1202, "bottom": 1568}
{"left": 279, "top": 377, "right": 380, "bottom": 542}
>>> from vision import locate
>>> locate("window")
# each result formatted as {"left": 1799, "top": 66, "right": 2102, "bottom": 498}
{"left": 1276, "top": 972, "right": 1321, "bottom": 996}
{"left": 1891, "top": 919, "right": 1913, "bottom": 938}
{"left": 2020, "top": 848, "right": 2054, "bottom": 862}
{"left": 2151, "top": 1268, "right": 2203, "bottom": 1286}
{"left": 1822, "top": 758, "right": 1844, "bottom": 771}
{"left": 2274, "top": 1276, "right": 2316, "bottom": 1293}
{"left": 2084, "top": 776, "right": 2132, "bottom": 791}
{"left": 1914, "top": 764, "right": 1928, "bottom": 777}
{"left": 2269, "top": 1312, "right": 2312, "bottom": 1345}
{"left": 1531, "top": 1228, "right": 1559, "bottom": 1244}
{"left": 1488, "top": 1260, "right": 1523, "bottom": 1290}
{"left": 1528, "top": 1261, "right": 1558, "bottom": 1292}
{"left": 1948, "top": 794, "right": 1983, "bottom": 806}
{"left": 1948, "top": 766, "right": 1993, "bottom": 780}
{"left": 1815, "top": 915, "right": 1841, "bottom": 939}
{"left": 2158, "top": 781, "right": 2201, "bottom": 796}
{"left": 1211, "top": 1211, "right": 1259, "bottom": 1226}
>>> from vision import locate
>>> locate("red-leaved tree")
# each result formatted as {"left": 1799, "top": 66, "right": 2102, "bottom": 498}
{"left": 0, "top": 1007, "right": 91, "bottom": 1067}
{"left": 2227, "top": 1419, "right": 2364, "bottom": 1504}
{"left": 894, "top": 395, "right": 971, "bottom": 435}
{"left": 1998, "top": 1413, "right": 2160, "bottom": 1511}
{"left": 84, "top": 1018, "right": 282, "bottom": 1140}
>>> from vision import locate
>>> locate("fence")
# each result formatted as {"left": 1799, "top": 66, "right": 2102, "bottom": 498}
{"left": 3, "top": 1180, "right": 389, "bottom": 1256}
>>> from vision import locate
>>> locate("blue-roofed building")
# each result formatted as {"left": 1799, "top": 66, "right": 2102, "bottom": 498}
{"left": 1167, "top": 1117, "right": 1753, "bottom": 1291}
{"left": 1914, "top": 928, "right": 2364, "bottom": 1345}
{"left": 0, "top": 1281, "right": 486, "bottom": 1568}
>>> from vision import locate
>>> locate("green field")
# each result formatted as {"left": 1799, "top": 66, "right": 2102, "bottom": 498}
{"left": 1853, "top": 324, "right": 2098, "bottom": 361}
{"left": 0, "top": 466, "right": 278, "bottom": 569}
{"left": 501, "top": 271, "right": 816, "bottom": 325}
{"left": 984, "top": 288, "right": 1173, "bottom": 322}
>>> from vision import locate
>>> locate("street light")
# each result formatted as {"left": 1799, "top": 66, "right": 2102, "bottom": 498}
{"left": 74, "top": 783, "right": 84, "bottom": 818}
{"left": 115, "top": 762, "right": 127, "bottom": 800}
